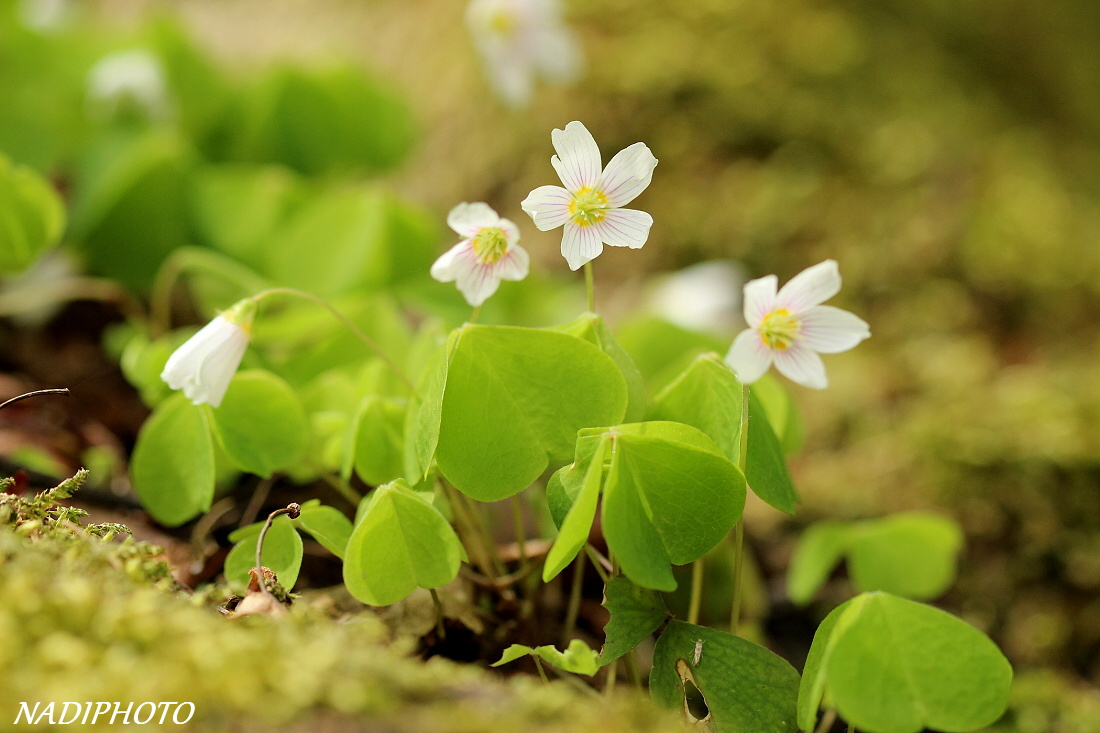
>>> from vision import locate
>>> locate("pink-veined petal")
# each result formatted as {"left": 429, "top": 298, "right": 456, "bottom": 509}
{"left": 447, "top": 202, "right": 502, "bottom": 237}
{"left": 725, "top": 329, "right": 773, "bottom": 385}
{"left": 591, "top": 208, "right": 652, "bottom": 249}
{"left": 455, "top": 262, "right": 503, "bottom": 307}
{"left": 598, "top": 142, "right": 657, "bottom": 207}
{"left": 772, "top": 344, "right": 829, "bottom": 389}
{"left": 742, "top": 274, "right": 778, "bottom": 327}
{"left": 551, "top": 121, "right": 601, "bottom": 191}
{"left": 430, "top": 241, "right": 472, "bottom": 282}
{"left": 496, "top": 245, "right": 530, "bottom": 281}
{"left": 561, "top": 222, "right": 603, "bottom": 270}
{"left": 799, "top": 305, "right": 870, "bottom": 354}
{"left": 521, "top": 185, "right": 572, "bottom": 231}
{"left": 777, "top": 259, "right": 841, "bottom": 314}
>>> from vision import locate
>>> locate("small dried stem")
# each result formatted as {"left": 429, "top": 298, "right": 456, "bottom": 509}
{"left": 0, "top": 388, "right": 69, "bottom": 412}
{"left": 256, "top": 503, "right": 301, "bottom": 602}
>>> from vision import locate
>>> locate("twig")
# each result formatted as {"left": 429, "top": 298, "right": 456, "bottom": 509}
{"left": 0, "top": 388, "right": 69, "bottom": 412}
{"left": 255, "top": 503, "right": 301, "bottom": 602}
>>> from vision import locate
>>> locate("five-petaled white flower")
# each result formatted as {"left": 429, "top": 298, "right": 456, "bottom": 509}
{"left": 725, "top": 260, "right": 869, "bottom": 390}
{"left": 161, "top": 299, "right": 256, "bottom": 408}
{"left": 466, "top": 0, "right": 582, "bottom": 108}
{"left": 521, "top": 121, "right": 657, "bottom": 271}
{"left": 431, "top": 202, "right": 530, "bottom": 307}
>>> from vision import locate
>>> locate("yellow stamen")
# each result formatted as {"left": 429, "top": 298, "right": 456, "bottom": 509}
{"left": 759, "top": 308, "right": 800, "bottom": 350}
{"left": 488, "top": 9, "right": 517, "bottom": 37}
{"left": 470, "top": 227, "right": 510, "bottom": 264}
{"left": 568, "top": 187, "right": 609, "bottom": 227}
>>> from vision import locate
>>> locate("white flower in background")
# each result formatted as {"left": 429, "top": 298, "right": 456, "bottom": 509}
{"left": 521, "top": 121, "right": 657, "bottom": 271}
{"left": 648, "top": 260, "right": 746, "bottom": 334}
{"left": 431, "top": 202, "right": 530, "bottom": 307}
{"left": 86, "top": 49, "right": 170, "bottom": 120}
{"left": 466, "top": 0, "right": 582, "bottom": 108}
{"left": 726, "top": 260, "right": 869, "bottom": 389}
{"left": 161, "top": 299, "right": 256, "bottom": 408}
{"left": 19, "top": 0, "right": 74, "bottom": 32}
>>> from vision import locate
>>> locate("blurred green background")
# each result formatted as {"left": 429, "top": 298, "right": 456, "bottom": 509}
{"left": 3, "top": 0, "right": 1100, "bottom": 729}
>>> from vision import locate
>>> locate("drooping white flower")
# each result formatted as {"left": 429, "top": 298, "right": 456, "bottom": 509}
{"left": 431, "top": 202, "right": 530, "bottom": 307}
{"left": 161, "top": 299, "right": 256, "bottom": 408}
{"left": 725, "top": 260, "right": 869, "bottom": 389}
{"left": 466, "top": 0, "right": 582, "bottom": 108}
{"left": 648, "top": 260, "right": 746, "bottom": 334}
{"left": 521, "top": 121, "right": 657, "bottom": 271}
{"left": 86, "top": 49, "right": 170, "bottom": 121}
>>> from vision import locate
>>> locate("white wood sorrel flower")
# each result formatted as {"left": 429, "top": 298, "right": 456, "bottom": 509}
{"left": 726, "top": 260, "right": 870, "bottom": 390}
{"left": 466, "top": 0, "right": 581, "bottom": 108}
{"left": 521, "top": 121, "right": 657, "bottom": 271}
{"left": 160, "top": 299, "right": 256, "bottom": 408}
{"left": 431, "top": 202, "right": 530, "bottom": 307}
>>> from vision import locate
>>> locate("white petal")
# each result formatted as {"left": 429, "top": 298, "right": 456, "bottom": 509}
{"left": 772, "top": 344, "right": 829, "bottom": 390}
{"left": 447, "top": 202, "right": 502, "bottom": 237}
{"left": 598, "top": 142, "right": 658, "bottom": 207}
{"left": 498, "top": 217, "right": 521, "bottom": 248}
{"left": 521, "top": 185, "right": 572, "bottom": 231}
{"left": 454, "top": 260, "right": 503, "bottom": 307}
{"left": 530, "top": 25, "right": 582, "bottom": 83}
{"left": 742, "top": 274, "right": 778, "bottom": 327}
{"left": 551, "top": 121, "right": 601, "bottom": 191}
{"left": 496, "top": 245, "right": 530, "bottom": 281}
{"left": 777, "top": 259, "right": 841, "bottom": 314}
{"left": 561, "top": 222, "right": 603, "bottom": 270}
{"left": 798, "top": 305, "right": 870, "bottom": 354}
{"left": 430, "top": 241, "right": 471, "bottom": 282}
{"left": 161, "top": 316, "right": 250, "bottom": 407}
{"left": 725, "top": 329, "right": 773, "bottom": 385}
{"left": 592, "top": 208, "right": 652, "bottom": 249}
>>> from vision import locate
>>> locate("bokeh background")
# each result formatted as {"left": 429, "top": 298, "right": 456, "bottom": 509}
{"left": 3, "top": 0, "right": 1100, "bottom": 729}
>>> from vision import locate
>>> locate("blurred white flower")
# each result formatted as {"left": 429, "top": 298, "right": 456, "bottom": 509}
{"left": 725, "top": 260, "right": 869, "bottom": 389}
{"left": 648, "top": 260, "right": 746, "bottom": 334}
{"left": 161, "top": 299, "right": 256, "bottom": 408}
{"left": 466, "top": 0, "right": 581, "bottom": 108}
{"left": 86, "top": 49, "right": 170, "bottom": 121}
{"left": 521, "top": 121, "right": 657, "bottom": 271}
{"left": 18, "top": 0, "right": 73, "bottom": 32}
{"left": 431, "top": 202, "right": 530, "bottom": 307}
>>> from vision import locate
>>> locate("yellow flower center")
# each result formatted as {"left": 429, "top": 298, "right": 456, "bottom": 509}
{"left": 568, "top": 187, "right": 608, "bottom": 227}
{"left": 488, "top": 9, "right": 518, "bottom": 37}
{"left": 759, "top": 308, "right": 800, "bottom": 350}
{"left": 470, "top": 226, "right": 510, "bottom": 264}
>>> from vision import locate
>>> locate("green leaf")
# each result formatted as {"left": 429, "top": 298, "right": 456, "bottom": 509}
{"left": 403, "top": 337, "right": 451, "bottom": 483}
{"left": 131, "top": 393, "right": 215, "bottom": 527}
{"left": 601, "top": 423, "right": 746, "bottom": 591}
{"left": 543, "top": 438, "right": 606, "bottom": 581}
{"left": 846, "top": 513, "right": 964, "bottom": 601}
{"left": 554, "top": 312, "right": 647, "bottom": 422}
{"left": 746, "top": 390, "right": 799, "bottom": 513}
{"left": 800, "top": 592, "right": 1013, "bottom": 733}
{"left": 751, "top": 374, "right": 805, "bottom": 455}
{"left": 0, "top": 153, "right": 65, "bottom": 274}
{"left": 651, "top": 620, "right": 800, "bottom": 732}
{"left": 796, "top": 599, "right": 851, "bottom": 732}
{"left": 294, "top": 504, "right": 354, "bottom": 560}
{"left": 616, "top": 315, "right": 727, "bottom": 388}
{"left": 599, "top": 576, "right": 668, "bottom": 665}
{"left": 223, "top": 515, "right": 304, "bottom": 591}
{"left": 209, "top": 370, "right": 309, "bottom": 478}
{"left": 342, "top": 480, "right": 464, "bottom": 606}
{"left": 69, "top": 131, "right": 193, "bottom": 291}
{"left": 436, "top": 325, "right": 628, "bottom": 502}
{"left": 653, "top": 354, "right": 798, "bottom": 513}
{"left": 787, "top": 513, "right": 964, "bottom": 605}
{"left": 492, "top": 640, "right": 601, "bottom": 676}
{"left": 345, "top": 395, "right": 405, "bottom": 486}
{"left": 786, "top": 521, "right": 851, "bottom": 605}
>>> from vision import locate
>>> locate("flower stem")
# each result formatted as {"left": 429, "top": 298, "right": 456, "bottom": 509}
{"left": 511, "top": 494, "right": 528, "bottom": 567}
{"left": 255, "top": 503, "right": 301, "bottom": 601}
{"left": 429, "top": 588, "right": 446, "bottom": 640}
{"left": 251, "top": 287, "right": 417, "bottom": 395}
{"left": 561, "top": 550, "right": 587, "bottom": 646}
{"left": 584, "top": 262, "right": 596, "bottom": 312}
{"left": 813, "top": 709, "right": 837, "bottom": 733}
{"left": 469, "top": 305, "right": 481, "bottom": 324}
{"left": 534, "top": 656, "right": 550, "bottom": 685}
{"left": 687, "top": 557, "right": 705, "bottom": 625}
{"left": 730, "top": 383, "right": 751, "bottom": 634}
{"left": 150, "top": 247, "right": 269, "bottom": 335}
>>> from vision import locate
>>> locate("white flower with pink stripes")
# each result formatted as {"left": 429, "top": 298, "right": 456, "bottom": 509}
{"left": 431, "top": 202, "right": 530, "bottom": 307}
{"left": 726, "top": 260, "right": 869, "bottom": 390}
{"left": 521, "top": 121, "right": 657, "bottom": 271}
